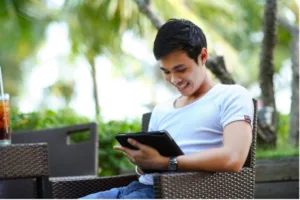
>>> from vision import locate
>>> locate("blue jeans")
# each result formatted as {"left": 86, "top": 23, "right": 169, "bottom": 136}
{"left": 81, "top": 181, "right": 154, "bottom": 199}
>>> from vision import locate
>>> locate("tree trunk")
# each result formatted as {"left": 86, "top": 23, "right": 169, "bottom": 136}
{"left": 134, "top": 0, "right": 164, "bottom": 29}
{"left": 278, "top": 16, "right": 300, "bottom": 147}
{"left": 88, "top": 57, "right": 101, "bottom": 117}
{"left": 206, "top": 56, "right": 235, "bottom": 84}
{"left": 258, "top": 0, "right": 278, "bottom": 146}
{"left": 289, "top": 25, "right": 299, "bottom": 147}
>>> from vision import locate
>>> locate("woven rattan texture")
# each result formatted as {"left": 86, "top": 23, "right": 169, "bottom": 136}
{"left": 243, "top": 99, "right": 258, "bottom": 168}
{"left": 154, "top": 168, "right": 254, "bottom": 199}
{"left": 51, "top": 174, "right": 138, "bottom": 198}
{"left": 0, "top": 143, "right": 49, "bottom": 179}
{"left": 142, "top": 113, "right": 151, "bottom": 132}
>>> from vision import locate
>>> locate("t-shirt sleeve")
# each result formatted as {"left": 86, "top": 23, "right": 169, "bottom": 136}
{"left": 220, "top": 85, "right": 254, "bottom": 128}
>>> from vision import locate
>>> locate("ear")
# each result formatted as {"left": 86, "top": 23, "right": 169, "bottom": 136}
{"left": 198, "top": 48, "right": 208, "bottom": 65}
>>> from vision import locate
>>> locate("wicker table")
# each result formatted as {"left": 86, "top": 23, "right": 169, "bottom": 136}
{"left": 0, "top": 143, "right": 51, "bottom": 198}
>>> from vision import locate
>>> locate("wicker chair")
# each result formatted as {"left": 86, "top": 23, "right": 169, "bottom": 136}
{"left": 50, "top": 99, "right": 257, "bottom": 199}
{"left": 12, "top": 123, "right": 98, "bottom": 177}
{"left": 0, "top": 143, "right": 51, "bottom": 198}
{"left": 1, "top": 123, "right": 98, "bottom": 198}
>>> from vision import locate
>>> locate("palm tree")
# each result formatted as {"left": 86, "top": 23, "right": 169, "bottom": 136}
{"left": 60, "top": 0, "right": 154, "bottom": 117}
{"left": 0, "top": 0, "right": 55, "bottom": 97}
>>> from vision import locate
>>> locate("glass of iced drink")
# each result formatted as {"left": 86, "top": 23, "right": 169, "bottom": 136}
{"left": 0, "top": 94, "right": 10, "bottom": 145}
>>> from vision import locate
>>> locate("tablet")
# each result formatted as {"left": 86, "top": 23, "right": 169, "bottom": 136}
{"left": 115, "top": 130, "right": 184, "bottom": 157}
{"left": 115, "top": 130, "right": 183, "bottom": 173}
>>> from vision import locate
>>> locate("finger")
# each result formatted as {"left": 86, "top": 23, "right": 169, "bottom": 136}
{"left": 114, "top": 145, "right": 137, "bottom": 156}
{"left": 127, "top": 138, "right": 146, "bottom": 151}
{"left": 113, "top": 145, "right": 126, "bottom": 152}
{"left": 114, "top": 146, "right": 136, "bottom": 160}
{"left": 123, "top": 152, "right": 134, "bottom": 161}
{"left": 122, "top": 151, "right": 136, "bottom": 164}
{"left": 114, "top": 146, "right": 135, "bottom": 163}
{"left": 114, "top": 146, "right": 132, "bottom": 156}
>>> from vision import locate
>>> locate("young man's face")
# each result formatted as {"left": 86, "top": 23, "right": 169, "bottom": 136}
{"left": 159, "top": 49, "right": 207, "bottom": 97}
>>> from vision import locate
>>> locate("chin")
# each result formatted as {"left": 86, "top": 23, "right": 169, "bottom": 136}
{"left": 180, "top": 90, "right": 192, "bottom": 96}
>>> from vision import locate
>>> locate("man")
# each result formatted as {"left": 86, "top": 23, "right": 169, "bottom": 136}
{"left": 82, "top": 18, "right": 253, "bottom": 199}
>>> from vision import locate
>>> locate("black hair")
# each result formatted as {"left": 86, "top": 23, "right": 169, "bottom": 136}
{"left": 153, "top": 18, "right": 207, "bottom": 64}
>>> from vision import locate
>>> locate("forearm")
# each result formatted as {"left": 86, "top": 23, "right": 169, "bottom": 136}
{"left": 136, "top": 147, "right": 245, "bottom": 173}
{"left": 174, "top": 122, "right": 252, "bottom": 172}
{"left": 176, "top": 147, "right": 244, "bottom": 172}
{"left": 149, "top": 146, "right": 243, "bottom": 172}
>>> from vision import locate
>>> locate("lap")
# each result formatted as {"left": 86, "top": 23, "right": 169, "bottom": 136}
{"left": 80, "top": 181, "right": 153, "bottom": 199}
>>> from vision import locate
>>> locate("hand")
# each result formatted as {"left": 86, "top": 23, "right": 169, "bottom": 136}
{"left": 114, "top": 138, "right": 169, "bottom": 170}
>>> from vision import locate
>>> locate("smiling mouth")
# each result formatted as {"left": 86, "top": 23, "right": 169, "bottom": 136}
{"left": 177, "top": 82, "right": 189, "bottom": 91}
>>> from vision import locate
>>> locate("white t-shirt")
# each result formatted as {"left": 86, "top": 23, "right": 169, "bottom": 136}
{"left": 139, "top": 84, "right": 254, "bottom": 185}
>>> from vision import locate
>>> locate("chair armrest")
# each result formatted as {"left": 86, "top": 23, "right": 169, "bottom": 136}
{"left": 153, "top": 168, "right": 254, "bottom": 199}
{"left": 50, "top": 168, "right": 254, "bottom": 199}
{"left": 50, "top": 174, "right": 138, "bottom": 198}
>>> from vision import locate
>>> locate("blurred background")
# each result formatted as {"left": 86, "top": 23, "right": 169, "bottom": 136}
{"left": 0, "top": 0, "right": 298, "bottom": 175}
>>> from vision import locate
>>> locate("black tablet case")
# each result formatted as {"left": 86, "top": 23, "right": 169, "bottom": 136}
{"left": 115, "top": 130, "right": 183, "bottom": 173}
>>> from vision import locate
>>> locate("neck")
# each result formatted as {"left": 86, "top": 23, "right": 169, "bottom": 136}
{"left": 187, "top": 71, "right": 215, "bottom": 101}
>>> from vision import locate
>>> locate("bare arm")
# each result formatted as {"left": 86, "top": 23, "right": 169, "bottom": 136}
{"left": 176, "top": 121, "right": 252, "bottom": 172}
{"left": 114, "top": 120, "right": 252, "bottom": 172}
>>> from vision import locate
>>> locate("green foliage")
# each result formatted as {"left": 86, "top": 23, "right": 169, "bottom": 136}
{"left": 257, "top": 112, "right": 299, "bottom": 159}
{"left": 11, "top": 107, "right": 90, "bottom": 131}
{"left": 97, "top": 119, "right": 141, "bottom": 176}
{"left": 276, "top": 112, "right": 290, "bottom": 147}
{"left": 11, "top": 107, "right": 141, "bottom": 176}
{"left": 0, "top": 0, "right": 55, "bottom": 96}
{"left": 64, "top": 0, "right": 152, "bottom": 59}
{"left": 256, "top": 146, "right": 298, "bottom": 159}
{"left": 44, "top": 80, "right": 76, "bottom": 107}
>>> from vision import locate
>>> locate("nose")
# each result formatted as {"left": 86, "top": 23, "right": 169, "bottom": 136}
{"left": 170, "top": 74, "right": 181, "bottom": 85}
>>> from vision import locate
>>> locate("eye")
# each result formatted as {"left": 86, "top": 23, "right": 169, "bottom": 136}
{"left": 162, "top": 70, "right": 170, "bottom": 75}
{"left": 177, "top": 68, "right": 186, "bottom": 73}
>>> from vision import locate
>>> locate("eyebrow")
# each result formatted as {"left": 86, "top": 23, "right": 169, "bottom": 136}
{"left": 160, "top": 64, "right": 185, "bottom": 72}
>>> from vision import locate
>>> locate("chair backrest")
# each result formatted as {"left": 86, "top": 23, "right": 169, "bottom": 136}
{"left": 141, "top": 99, "right": 258, "bottom": 169}
{"left": 11, "top": 123, "right": 98, "bottom": 177}
{"left": 244, "top": 99, "right": 258, "bottom": 169}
